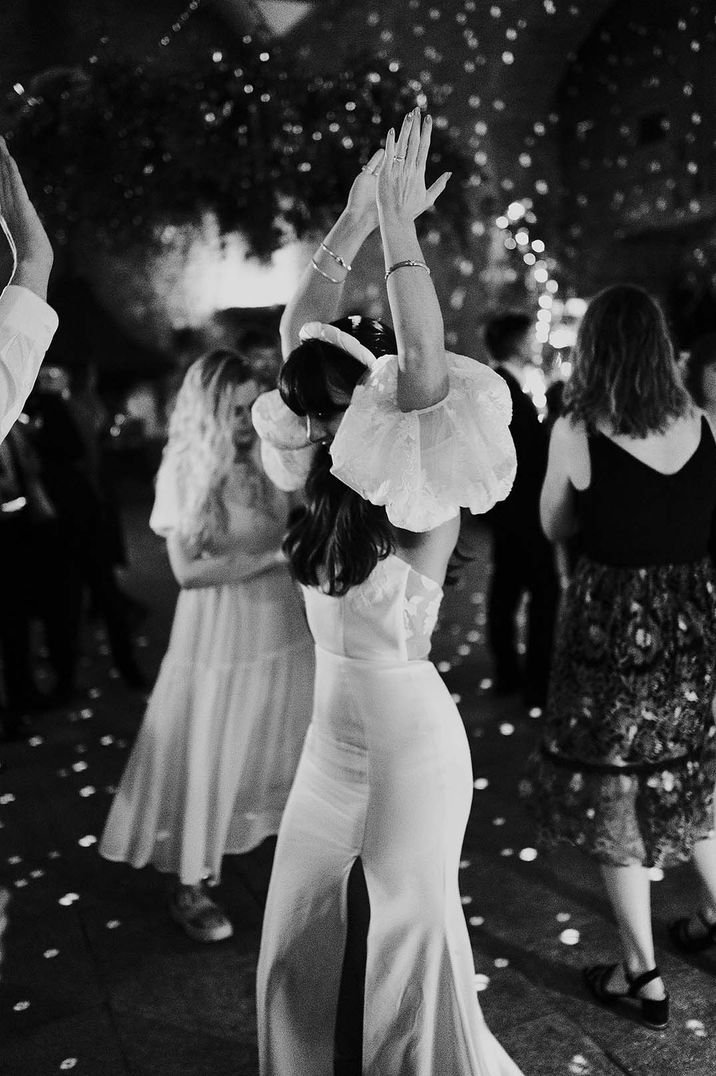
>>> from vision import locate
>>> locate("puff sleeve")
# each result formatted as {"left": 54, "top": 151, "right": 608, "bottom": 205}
{"left": 252, "top": 389, "right": 316, "bottom": 492}
{"left": 329, "top": 352, "right": 516, "bottom": 532}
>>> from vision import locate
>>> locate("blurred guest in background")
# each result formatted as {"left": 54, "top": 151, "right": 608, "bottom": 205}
{"left": 66, "top": 359, "right": 147, "bottom": 629}
{"left": 238, "top": 323, "right": 283, "bottom": 390}
{"left": 0, "top": 419, "right": 55, "bottom": 739}
{"left": 0, "top": 135, "right": 57, "bottom": 443}
{"left": 483, "top": 312, "right": 559, "bottom": 710}
{"left": 25, "top": 367, "right": 146, "bottom": 702}
{"left": 100, "top": 350, "right": 315, "bottom": 943}
{"left": 684, "top": 331, "right": 716, "bottom": 430}
{"left": 533, "top": 284, "right": 716, "bottom": 1030}
{"left": 544, "top": 377, "right": 566, "bottom": 432}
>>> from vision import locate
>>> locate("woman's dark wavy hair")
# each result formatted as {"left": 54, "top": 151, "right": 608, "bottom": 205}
{"left": 564, "top": 284, "right": 691, "bottom": 436}
{"left": 684, "top": 332, "right": 716, "bottom": 409}
{"left": 279, "top": 315, "right": 398, "bottom": 595}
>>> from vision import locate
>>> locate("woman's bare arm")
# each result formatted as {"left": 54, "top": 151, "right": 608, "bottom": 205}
{"left": 376, "top": 110, "right": 451, "bottom": 411}
{"left": 166, "top": 532, "right": 284, "bottom": 589}
{"left": 540, "top": 416, "right": 579, "bottom": 542}
{"left": 279, "top": 149, "right": 384, "bottom": 359}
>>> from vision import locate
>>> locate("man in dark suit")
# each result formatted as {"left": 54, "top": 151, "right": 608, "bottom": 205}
{"left": 483, "top": 313, "right": 559, "bottom": 710}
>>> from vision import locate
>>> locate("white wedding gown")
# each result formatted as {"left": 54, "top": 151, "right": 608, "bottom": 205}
{"left": 254, "top": 353, "right": 522, "bottom": 1075}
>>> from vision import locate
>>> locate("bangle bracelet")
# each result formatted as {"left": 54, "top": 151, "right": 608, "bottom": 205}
{"left": 384, "top": 259, "right": 431, "bottom": 282}
{"left": 320, "top": 242, "right": 352, "bottom": 272}
{"left": 311, "top": 259, "right": 346, "bottom": 285}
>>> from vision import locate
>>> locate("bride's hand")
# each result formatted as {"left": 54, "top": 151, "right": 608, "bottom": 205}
{"left": 377, "top": 109, "right": 451, "bottom": 222}
{"left": 344, "top": 147, "right": 385, "bottom": 229}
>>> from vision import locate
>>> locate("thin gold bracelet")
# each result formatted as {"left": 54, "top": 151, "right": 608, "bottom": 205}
{"left": 384, "top": 259, "right": 431, "bottom": 282}
{"left": 320, "top": 242, "right": 352, "bottom": 272}
{"left": 311, "top": 259, "right": 346, "bottom": 285}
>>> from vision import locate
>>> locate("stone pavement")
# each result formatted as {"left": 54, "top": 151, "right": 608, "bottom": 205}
{"left": 1, "top": 486, "right": 715, "bottom": 1076}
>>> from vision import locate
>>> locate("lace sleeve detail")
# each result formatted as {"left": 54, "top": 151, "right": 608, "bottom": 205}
{"left": 252, "top": 388, "right": 316, "bottom": 492}
{"left": 329, "top": 352, "right": 516, "bottom": 532}
{"left": 252, "top": 388, "right": 308, "bottom": 449}
{"left": 259, "top": 440, "right": 316, "bottom": 493}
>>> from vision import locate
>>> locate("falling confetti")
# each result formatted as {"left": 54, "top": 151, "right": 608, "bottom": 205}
{"left": 559, "top": 928, "right": 581, "bottom": 945}
{"left": 474, "top": 973, "right": 490, "bottom": 991}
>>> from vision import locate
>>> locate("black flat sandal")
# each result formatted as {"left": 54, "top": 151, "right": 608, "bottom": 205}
{"left": 669, "top": 911, "right": 716, "bottom": 953}
{"left": 583, "top": 963, "right": 669, "bottom": 1030}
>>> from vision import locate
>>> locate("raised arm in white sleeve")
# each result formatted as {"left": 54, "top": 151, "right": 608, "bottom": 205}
{"left": 0, "top": 136, "right": 56, "bottom": 442}
{"left": 0, "top": 286, "right": 58, "bottom": 442}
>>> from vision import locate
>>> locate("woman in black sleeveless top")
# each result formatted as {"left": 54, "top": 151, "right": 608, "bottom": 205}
{"left": 529, "top": 284, "right": 716, "bottom": 1030}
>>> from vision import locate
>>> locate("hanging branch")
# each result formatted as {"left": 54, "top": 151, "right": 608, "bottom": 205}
{"left": 8, "top": 44, "right": 474, "bottom": 259}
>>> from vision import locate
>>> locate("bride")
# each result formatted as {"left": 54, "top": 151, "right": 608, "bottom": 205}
{"left": 252, "top": 109, "right": 522, "bottom": 1074}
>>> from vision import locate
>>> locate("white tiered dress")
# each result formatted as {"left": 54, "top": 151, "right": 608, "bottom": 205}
{"left": 100, "top": 455, "right": 315, "bottom": 886}
{"left": 254, "top": 354, "right": 522, "bottom": 1076}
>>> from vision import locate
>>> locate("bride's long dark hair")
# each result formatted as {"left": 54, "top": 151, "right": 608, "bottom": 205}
{"left": 280, "top": 316, "right": 397, "bottom": 595}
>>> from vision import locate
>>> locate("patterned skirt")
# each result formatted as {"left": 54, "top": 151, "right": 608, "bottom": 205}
{"left": 528, "top": 555, "right": 716, "bottom": 868}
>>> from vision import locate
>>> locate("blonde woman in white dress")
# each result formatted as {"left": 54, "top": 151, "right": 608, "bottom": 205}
{"left": 100, "top": 350, "right": 315, "bottom": 941}
{"left": 252, "top": 110, "right": 523, "bottom": 1075}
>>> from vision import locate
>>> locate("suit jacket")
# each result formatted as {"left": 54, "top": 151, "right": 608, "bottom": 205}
{"left": 484, "top": 366, "right": 549, "bottom": 537}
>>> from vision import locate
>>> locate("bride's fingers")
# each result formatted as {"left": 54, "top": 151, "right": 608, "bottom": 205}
{"left": 383, "top": 127, "right": 396, "bottom": 170}
{"left": 365, "top": 147, "right": 385, "bottom": 174}
{"left": 394, "top": 111, "right": 413, "bottom": 161}
{"left": 416, "top": 114, "right": 433, "bottom": 175}
{"left": 425, "top": 171, "right": 452, "bottom": 207}
{"left": 406, "top": 108, "right": 423, "bottom": 169}
{"left": 366, "top": 147, "right": 383, "bottom": 170}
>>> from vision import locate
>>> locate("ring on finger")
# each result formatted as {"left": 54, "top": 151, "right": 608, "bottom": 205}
{"left": 361, "top": 165, "right": 376, "bottom": 174}
{"left": 393, "top": 155, "right": 406, "bottom": 162}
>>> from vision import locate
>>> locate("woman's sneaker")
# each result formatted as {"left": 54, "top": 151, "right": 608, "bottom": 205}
{"left": 169, "top": 885, "right": 234, "bottom": 943}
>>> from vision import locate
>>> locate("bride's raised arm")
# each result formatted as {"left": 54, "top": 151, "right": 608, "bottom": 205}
{"left": 376, "top": 109, "right": 451, "bottom": 412}
{"left": 279, "top": 148, "right": 384, "bottom": 359}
